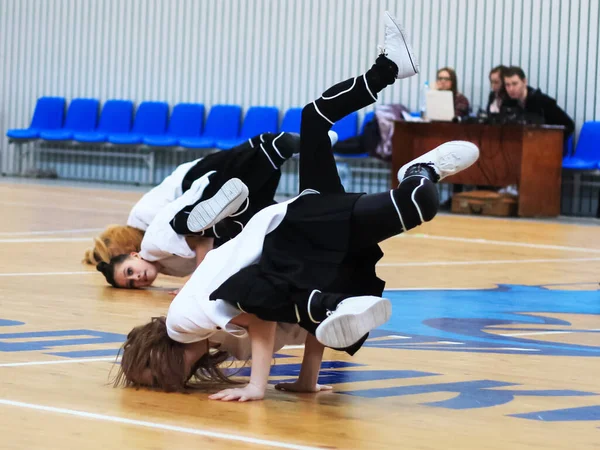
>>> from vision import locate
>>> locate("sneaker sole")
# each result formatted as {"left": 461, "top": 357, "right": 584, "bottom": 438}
{"left": 187, "top": 178, "right": 249, "bottom": 233}
{"left": 397, "top": 141, "right": 480, "bottom": 183}
{"left": 385, "top": 11, "right": 419, "bottom": 76}
{"left": 315, "top": 298, "right": 392, "bottom": 349}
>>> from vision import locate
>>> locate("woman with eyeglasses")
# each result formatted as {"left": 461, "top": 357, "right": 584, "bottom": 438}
{"left": 435, "top": 67, "right": 470, "bottom": 118}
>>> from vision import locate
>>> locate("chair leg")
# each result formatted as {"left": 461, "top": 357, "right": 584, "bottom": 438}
{"left": 143, "top": 151, "right": 156, "bottom": 185}
{"left": 572, "top": 172, "right": 581, "bottom": 214}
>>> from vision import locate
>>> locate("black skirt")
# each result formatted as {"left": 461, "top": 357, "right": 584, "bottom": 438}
{"left": 211, "top": 192, "right": 385, "bottom": 308}
{"left": 260, "top": 192, "right": 385, "bottom": 295}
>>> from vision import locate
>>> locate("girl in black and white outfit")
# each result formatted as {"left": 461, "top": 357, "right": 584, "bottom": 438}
{"left": 96, "top": 131, "right": 302, "bottom": 288}
{"left": 113, "top": 11, "right": 479, "bottom": 401}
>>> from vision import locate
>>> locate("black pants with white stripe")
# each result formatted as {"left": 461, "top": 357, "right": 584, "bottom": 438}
{"left": 213, "top": 57, "right": 439, "bottom": 351}
{"left": 170, "top": 132, "right": 297, "bottom": 237}
{"left": 298, "top": 57, "right": 439, "bottom": 254}
{"left": 293, "top": 58, "right": 438, "bottom": 334}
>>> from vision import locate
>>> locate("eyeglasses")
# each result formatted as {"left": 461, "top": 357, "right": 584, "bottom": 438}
{"left": 437, "top": 76, "right": 451, "bottom": 82}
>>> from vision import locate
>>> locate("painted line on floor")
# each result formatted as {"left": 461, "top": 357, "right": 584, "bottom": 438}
{"left": 0, "top": 185, "right": 138, "bottom": 205}
{"left": 0, "top": 271, "right": 94, "bottom": 276}
{"left": 0, "top": 228, "right": 104, "bottom": 236}
{"left": 378, "top": 257, "right": 600, "bottom": 267}
{"left": 0, "top": 399, "right": 325, "bottom": 450}
{"left": 0, "top": 201, "right": 128, "bottom": 215}
{"left": 398, "top": 233, "right": 600, "bottom": 254}
{"left": 0, "top": 357, "right": 117, "bottom": 367}
{"left": 499, "top": 329, "right": 600, "bottom": 337}
{"left": 0, "top": 237, "right": 92, "bottom": 243}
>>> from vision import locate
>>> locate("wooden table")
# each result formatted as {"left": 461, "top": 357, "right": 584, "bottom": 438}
{"left": 391, "top": 122, "right": 565, "bottom": 217}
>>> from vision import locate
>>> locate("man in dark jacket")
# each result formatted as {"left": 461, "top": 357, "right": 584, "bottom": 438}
{"left": 501, "top": 66, "right": 574, "bottom": 138}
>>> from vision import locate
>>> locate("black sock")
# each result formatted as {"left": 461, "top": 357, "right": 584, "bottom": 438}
{"left": 365, "top": 55, "right": 398, "bottom": 93}
{"left": 402, "top": 163, "right": 440, "bottom": 183}
{"left": 306, "top": 291, "right": 349, "bottom": 322}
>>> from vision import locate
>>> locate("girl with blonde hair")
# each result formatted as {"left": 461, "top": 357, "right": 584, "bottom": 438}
{"left": 91, "top": 132, "right": 302, "bottom": 286}
{"left": 83, "top": 225, "right": 144, "bottom": 265}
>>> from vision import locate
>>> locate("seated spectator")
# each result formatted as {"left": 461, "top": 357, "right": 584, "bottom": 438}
{"left": 436, "top": 67, "right": 470, "bottom": 118}
{"left": 487, "top": 65, "right": 508, "bottom": 114}
{"left": 501, "top": 66, "right": 574, "bottom": 138}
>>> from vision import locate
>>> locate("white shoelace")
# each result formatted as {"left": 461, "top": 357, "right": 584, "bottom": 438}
{"left": 229, "top": 198, "right": 249, "bottom": 217}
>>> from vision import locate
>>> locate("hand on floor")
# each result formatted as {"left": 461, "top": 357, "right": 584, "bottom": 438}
{"left": 208, "top": 383, "right": 266, "bottom": 402}
{"left": 274, "top": 380, "right": 333, "bottom": 393}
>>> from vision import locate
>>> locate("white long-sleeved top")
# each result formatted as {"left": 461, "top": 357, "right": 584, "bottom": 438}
{"left": 166, "top": 190, "right": 318, "bottom": 357}
{"left": 125, "top": 157, "right": 215, "bottom": 277}
{"left": 139, "top": 172, "right": 215, "bottom": 277}
{"left": 127, "top": 158, "right": 202, "bottom": 231}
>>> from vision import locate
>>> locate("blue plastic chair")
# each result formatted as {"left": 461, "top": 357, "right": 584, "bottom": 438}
{"left": 331, "top": 112, "right": 358, "bottom": 142}
{"left": 563, "top": 134, "right": 574, "bottom": 157}
{"left": 280, "top": 107, "right": 302, "bottom": 134}
{"left": 74, "top": 100, "right": 133, "bottom": 143}
{"left": 144, "top": 103, "right": 204, "bottom": 147}
{"left": 562, "top": 122, "right": 600, "bottom": 170}
{"left": 361, "top": 111, "right": 376, "bottom": 134}
{"left": 179, "top": 104, "right": 242, "bottom": 149}
{"left": 108, "top": 101, "right": 169, "bottom": 145}
{"left": 333, "top": 111, "right": 375, "bottom": 159}
{"left": 6, "top": 97, "right": 66, "bottom": 140}
{"left": 216, "top": 106, "right": 279, "bottom": 149}
{"left": 38, "top": 98, "right": 99, "bottom": 141}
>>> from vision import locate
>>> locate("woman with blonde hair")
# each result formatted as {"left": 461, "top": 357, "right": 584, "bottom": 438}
{"left": 90, "top": 132, "right": 302, "bottom": 286}
{"left": 82, "top": 155, "right": 207, "bottom": 266}
{"left": 83, "top": 225, "right": 145, "bottom": 265}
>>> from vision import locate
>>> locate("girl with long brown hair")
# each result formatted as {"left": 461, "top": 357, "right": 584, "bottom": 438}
{"left": 113, "top": 12, "right": 480, "bottom": 402}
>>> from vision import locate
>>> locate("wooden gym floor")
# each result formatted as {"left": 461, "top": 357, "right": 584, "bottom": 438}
{"left": 0, "top": 179, "right": 598, "bottom": 450}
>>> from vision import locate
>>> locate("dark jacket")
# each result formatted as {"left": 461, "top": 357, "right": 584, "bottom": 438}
{"left": 500, "top": 86, "right": 575, "bottom": 136}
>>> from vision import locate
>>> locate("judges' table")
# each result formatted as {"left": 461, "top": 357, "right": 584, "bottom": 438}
{"left": 391, "top": 122, "right": 565, "bottom": 217}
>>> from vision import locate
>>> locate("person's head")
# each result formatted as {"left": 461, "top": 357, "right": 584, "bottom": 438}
{"left": 83, "top": 225, "right": 145, "bottom": 265}
{"left": 96, "top": 252, "right": 159, "bottom": 289}
{"left": 503, "top": 66, "right": 528, "bottom": 101}
{"left": 436, "top": 67, "right": 458, "bottom": 95}
{"left": 112, "top": 316, "right": 232, "bottom": 392}
{"left": 489, "top": 65, "right": 508, "bottom": 94}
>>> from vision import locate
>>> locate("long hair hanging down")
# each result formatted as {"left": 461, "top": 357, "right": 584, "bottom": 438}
{"left": 490, "top": 64, "right": 509, "bottom": 98}
{"left": 111, "top": 316, "right": 236, "bottom": 392}
{"left": 83, "top": 225, "right": 145, "bottom": 265}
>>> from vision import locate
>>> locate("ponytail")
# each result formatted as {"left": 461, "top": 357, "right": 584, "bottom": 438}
{"left": 96, "top": 254, "right": 129, "bottom": 288}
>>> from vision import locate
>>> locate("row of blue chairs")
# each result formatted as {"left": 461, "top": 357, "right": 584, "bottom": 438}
{"left": 6, "top": 97, "right": 374, "bottom": 151}
{"left": 562, "top": 121, "right": 600, "bottom": 170}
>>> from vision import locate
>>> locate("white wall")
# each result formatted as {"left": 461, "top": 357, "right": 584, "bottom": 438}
{"left": 2, "top": 0, "right": 599, "bottom": 172}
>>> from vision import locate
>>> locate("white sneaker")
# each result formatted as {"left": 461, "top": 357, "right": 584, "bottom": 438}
{"left": 315, "top": 296, "right": 392, "bottom": 349}
{"left": 397, "top": 141, "right": 480, "bottom": 183}
{"left": 187, "top": 178, "right": 249, "bottom": 233}
{"left": 381, "top": 11, "right": 419, "bottom": 79}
